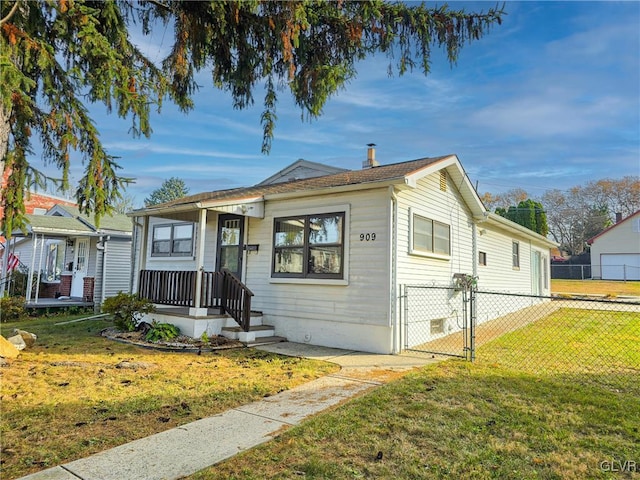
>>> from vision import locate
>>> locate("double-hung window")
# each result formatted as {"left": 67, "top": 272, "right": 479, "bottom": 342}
{"left": 273, "top": 212, "right": 344, "bottom": 279}
{"left": 152, "top": 223, "right": 194, "bottom": 257}
{"left": 412, "top": 213, "right": 450, "bottom": 256}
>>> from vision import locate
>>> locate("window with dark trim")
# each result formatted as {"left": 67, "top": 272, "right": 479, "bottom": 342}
{"left": 272, "top": 212, "right": 344, "bottom": 278}
{"left": 152, "top": 223, "right": 194, "bottom": 257}
{"left": 412, "top": 214, "right": 450, "bottom": 256}
{"left": 479, "top": 251, "right": 487, "bottom": 266}
{"left": 512, "top": 241, "right": 520, "bottom": 268}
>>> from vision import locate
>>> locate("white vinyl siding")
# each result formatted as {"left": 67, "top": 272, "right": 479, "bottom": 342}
{"left": 396, "top": 171, "right": 474, "bottom": 286}
{"left": 95, "top": 237, "right": 133, "bottom": 302}
{"left": 244, "top": 188, "right": 392, "bottom": 352}
{"left": 589, "top": 212, "right": 640, "bottom": 280}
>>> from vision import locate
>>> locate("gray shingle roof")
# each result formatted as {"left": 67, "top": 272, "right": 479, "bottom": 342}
{"left": 55, "top": 205, "right": 132, "bottom": 232}
{"left": 141, "top": 156, "right": 450, "bottom": 211}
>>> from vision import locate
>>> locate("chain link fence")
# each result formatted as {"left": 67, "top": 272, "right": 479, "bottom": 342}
{"left": 401, "top": 285, "right": 640, "bottom": 391}
{"left": 551, "top": 263, "right": 640, "bottom": 280}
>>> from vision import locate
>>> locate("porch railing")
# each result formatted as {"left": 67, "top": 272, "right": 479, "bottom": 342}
{"left": 138, "top": 269, "right": 254, "bottom": 332}
{"left": 138, "top": 270, "right": 196, "bottom": 307}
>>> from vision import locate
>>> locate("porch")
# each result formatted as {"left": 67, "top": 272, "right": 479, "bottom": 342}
{"left": 25, "top": 297, "right": 94, "bottom": 310}
{"left": 137, "top": 269, "right": 256, "bottom": 334}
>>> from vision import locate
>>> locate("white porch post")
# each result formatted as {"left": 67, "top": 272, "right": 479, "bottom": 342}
{"left": 190, "top": 208, "right": 208, "bottom": 317}
{"left": 26, "top": 234, "right": 39, "bottom": 303}
{"left": 0, "top": 238, "right": 10, "bottom": 296}
{"left": 34, "top": 234, "right": 45, "bottom": 303}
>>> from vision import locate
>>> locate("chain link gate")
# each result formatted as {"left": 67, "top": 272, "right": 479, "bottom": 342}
{"left": 400, "top": 282, "right": 477, "bottom": 360}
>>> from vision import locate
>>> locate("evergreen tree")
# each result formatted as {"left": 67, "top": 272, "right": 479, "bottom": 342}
{"left": 495, "top": 199, "right": 549, "bottom": 236}
{"left": 1, "top": 0, "right": 505, "bottom": 236}
{"left": 144, "top": 177, "right": 189, "bottom": 207}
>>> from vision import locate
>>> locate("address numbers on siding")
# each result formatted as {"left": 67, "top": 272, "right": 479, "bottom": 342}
{"left": 360, "top": 233, "right": 376, "bottom": 241}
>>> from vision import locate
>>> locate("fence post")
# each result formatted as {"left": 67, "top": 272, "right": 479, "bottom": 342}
{"left": 469, "top": 284, "right": 477, "bottom": 362}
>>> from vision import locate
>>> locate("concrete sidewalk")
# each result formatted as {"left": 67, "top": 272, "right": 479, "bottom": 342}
{"left": 19, "top": 343, "right": 438, "bottom": 480}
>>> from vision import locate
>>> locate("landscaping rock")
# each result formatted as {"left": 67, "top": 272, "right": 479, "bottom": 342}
{"left": 12, "top": 329, "right": 37, "bottom": 348}
{"left": 0, "top": 335, "right": 21, "bottom": 358}
{"left": 6, "top": 334, "right": 26, "bottom": 351}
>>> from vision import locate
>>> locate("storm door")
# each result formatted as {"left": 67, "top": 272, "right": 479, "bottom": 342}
{"left": 216, "top": 214, "right": 244, "bottom": 279}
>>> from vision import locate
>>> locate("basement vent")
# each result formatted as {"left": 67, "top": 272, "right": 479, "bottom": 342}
{"left": 430, "top": 318, "right": 445, "bottom": 335}
{"left": 439, "top": 171, "right": 447, "bottom": 192}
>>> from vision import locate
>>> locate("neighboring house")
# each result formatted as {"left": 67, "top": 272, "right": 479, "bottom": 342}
{"left": 3, "top": 204, "right": 133, "bottom": 306}
{"left": 129, "top": 149, "right": 556, "bottom": 354}
{"left": 587, "top": 211, "right": 640, "bottom": 281}
{"left": 0, "top": 176, "right": 77, "bottom": 269}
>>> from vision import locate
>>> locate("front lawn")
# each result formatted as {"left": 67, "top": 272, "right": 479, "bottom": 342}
{"left": 188, "top": 309, "right": 640, "bottom": 480}
{"left": 0, "top": 315, "right": 338, "bottom": 480}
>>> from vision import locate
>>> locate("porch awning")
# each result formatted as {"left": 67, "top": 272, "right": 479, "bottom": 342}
{"left": 131, "top": 196, "right": 265, "bottom": 219}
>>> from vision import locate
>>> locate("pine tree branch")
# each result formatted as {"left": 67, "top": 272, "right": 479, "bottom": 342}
{"left": 0, "top": 0, "right": 21, "bottom": 26}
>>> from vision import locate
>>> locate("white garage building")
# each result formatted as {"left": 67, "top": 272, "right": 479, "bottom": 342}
{"left": 588, "top": 210, "right": 640, "bottom": 281}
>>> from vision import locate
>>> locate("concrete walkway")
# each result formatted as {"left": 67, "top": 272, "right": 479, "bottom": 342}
{"left": 19, "top": 343, "right": 438, "bottom": 480}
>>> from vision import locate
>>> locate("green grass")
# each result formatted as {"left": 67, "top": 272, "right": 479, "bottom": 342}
{"left": 551, "top": 279, "right": 640, "bottom": 297}
{"left": 0, "top": 315, "right": 338, "bottom": 480}
{"left": 188, "top": 309, "right": 640, "bottom": 480}
{"left": 477, "top": 308, "right": 640, "bottom": 386}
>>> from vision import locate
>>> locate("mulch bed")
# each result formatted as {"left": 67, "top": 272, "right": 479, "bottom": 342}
{"left": 100, "top": 327, "right": 244, "bottom": 353}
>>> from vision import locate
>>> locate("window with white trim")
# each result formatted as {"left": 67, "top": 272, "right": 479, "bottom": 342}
{"left": 412, "top": 213, "right": 450, "bottom": 256}
{"left": 152, "top": 223, "right": 194, "bottom": 257}
{"left": 512, "top": 241, "right": 520, "bottom": 268}
{"left": 272, "top": 212, "right": 344, "bottom": 278}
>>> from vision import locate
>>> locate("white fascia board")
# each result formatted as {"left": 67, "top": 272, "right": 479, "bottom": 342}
{"left": 130, "top": 196, "right": 265, "bottom": 219}
{"left": 404, "top": 154, "right": 486, "bottom": 217}
{"left": 30, "top": 227, "right": 100, "bottom": 236}
{"left": 202, "top": 196, "right": 265, "bottom": 218}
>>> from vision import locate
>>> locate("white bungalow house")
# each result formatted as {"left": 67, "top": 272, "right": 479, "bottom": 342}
{"left": 2, "top": 205, "right": 133, "bottom": 308}
{"left": 129, "top": 149, "right": 556, "bottom": 354}
{"left": 587, "top": 210, "right": 640, "bottom": 281}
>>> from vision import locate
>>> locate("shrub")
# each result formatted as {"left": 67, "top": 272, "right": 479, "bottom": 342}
{"left": 145, "top": 321, "right": 180, "bottom": 342}
{"left": 102, "top": 292, "right": 155, "bottom": 332}
{"left": 0, "top": 296, "right": 27, "bottom": 322}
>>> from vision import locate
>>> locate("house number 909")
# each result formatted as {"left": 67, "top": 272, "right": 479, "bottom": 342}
{"left": 360, "top": 233, "right": 376, "bottom": 241}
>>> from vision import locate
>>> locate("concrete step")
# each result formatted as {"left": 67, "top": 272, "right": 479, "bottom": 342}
{"left": 223, "top": 312, "right": 263, "bottom": 328}
{"left": 221, "top": 325, "right": 275, "bottom": 342}
{"left": 245, "top": 336, "right": 288, "bottom": 347}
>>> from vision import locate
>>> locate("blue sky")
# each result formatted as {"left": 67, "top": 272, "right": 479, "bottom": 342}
{"left": 50, "top": 1, "right": 640, "bottom": 207}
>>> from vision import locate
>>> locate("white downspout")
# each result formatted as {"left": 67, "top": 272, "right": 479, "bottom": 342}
{"left": 389, "top": 186, "right": 399, "bottom": 354}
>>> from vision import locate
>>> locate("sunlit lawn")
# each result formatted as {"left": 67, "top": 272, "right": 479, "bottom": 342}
{"left": 0, "top": 315, "right": 338, "bottom": 480}
{"left": 551, "top": 279, "right": 640, "bottom": 297}
{"left": 188, "top": 308, "right": 640, "bottom": 480}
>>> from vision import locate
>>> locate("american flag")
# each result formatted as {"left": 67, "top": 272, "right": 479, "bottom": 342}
{"left": 6, "top": 252, "right": 20, "bottom": 272}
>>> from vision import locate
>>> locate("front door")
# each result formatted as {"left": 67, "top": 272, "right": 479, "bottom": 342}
{"left": 70, "top": 238, "right": 89, "bottom": 298}
{"left": 216, "top": 214, "right": 244, "bottom": 278}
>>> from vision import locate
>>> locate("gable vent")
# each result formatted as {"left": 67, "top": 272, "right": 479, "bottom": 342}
{"left": 440, "top": 171, "right": 447, "bottom": 192}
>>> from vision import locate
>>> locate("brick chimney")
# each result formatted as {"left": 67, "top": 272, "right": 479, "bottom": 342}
{"left": 362, "top": 143, "right": 379, "bottom": 169}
